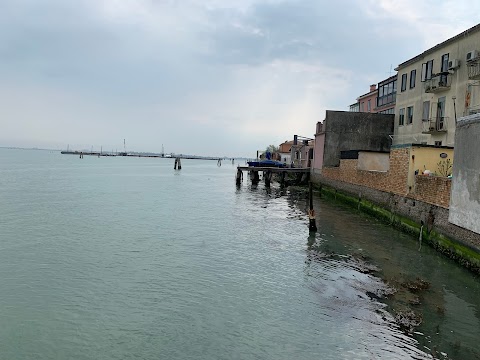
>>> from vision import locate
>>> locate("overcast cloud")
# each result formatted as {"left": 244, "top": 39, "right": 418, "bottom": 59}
{"left": 1, "top": 0, "right": 479, "bottom": 156}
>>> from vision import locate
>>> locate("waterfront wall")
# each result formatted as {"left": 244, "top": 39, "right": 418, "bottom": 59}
{"left": 311, "top": 173, "right": 480, "bottom": 273}
{"left": 321, "top": 147, "right": 452, "bottom": 208}
{"left": 449, "top": 114, "right": 480, "bottom": 235}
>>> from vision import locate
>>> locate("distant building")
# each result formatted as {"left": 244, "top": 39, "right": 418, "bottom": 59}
{"left": 393, "top": 23, "right": 480, "bottom": 146}
{"left": 349, "top": 76, "right": 397, "bottom": 115}
{"left": 278, "top": 140, "right": 293, "bottom": 164}
{"left": 351, "top": 84, "right": 378, "bottom": 113}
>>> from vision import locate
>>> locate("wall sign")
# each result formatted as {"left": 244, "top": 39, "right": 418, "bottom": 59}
{"left": 440, "top": 152, "right": 448, "bottom": 158}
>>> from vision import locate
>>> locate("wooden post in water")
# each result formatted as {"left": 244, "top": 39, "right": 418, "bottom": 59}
{"left": 308, "top": 181, "right": 317, "bottom": 232}
{"left": 174, "top": 157, "right": 182, "bottom": 170}
{"left": 236, "top": 168, "right": 243, "bottom": 185}
{"left": 264, "top": 170, "right": 272, "bottom": 187}
{"left": 251, "top": 171, "right": 260, "bottom": 185}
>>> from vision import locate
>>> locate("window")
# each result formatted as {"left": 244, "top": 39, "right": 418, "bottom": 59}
{"left": 435, "top": 141, "right": 442, "bottom": 146}
{"left": 407, "top": 106, "right": 414, "bottom": 124}
{"left": 401, "top": 73, "right": 407, "bottom": 91}
{"left": 421, "top": 60, "right": 434, "bottom": 81}
{"left": 367, "top": 99, "right": 371, "bottom": 112}
{"left": 399, "top": 108, "right": 405, "bottom": 126}
{"left": 376, "top": 76, "right": 397, "bottom": 108}
{"left": 422, "top": 101, "right": 430, "bottom": 121}
{"left": 440, "top": 54, "right": 449, "bottom": 85}
{"left": 410, "top": 69, "right": 416, "bottom": 88}
{"left": 360, "top": 102, "right": 364, "bottom": 112}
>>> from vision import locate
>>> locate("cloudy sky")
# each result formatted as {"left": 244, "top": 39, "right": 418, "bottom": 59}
{"left": 1, "top": 0, "right": 479, "bottom": 156}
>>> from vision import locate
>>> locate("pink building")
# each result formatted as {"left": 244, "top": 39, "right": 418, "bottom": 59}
{"left": 349, "top": 76, "right": 397, "bottom": 115}
{"left": 357, "top": 84, "right": 378, "bottom": 113}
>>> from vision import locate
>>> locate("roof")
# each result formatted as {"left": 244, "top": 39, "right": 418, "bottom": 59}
{"left": 357, "top": 89, "right": 378, "bottom": 100}
{"left": 395, "top": 23, "right": 480, "bottom": 70}
{"left": 378, "top": 74, "right": 397, "bottom": 85}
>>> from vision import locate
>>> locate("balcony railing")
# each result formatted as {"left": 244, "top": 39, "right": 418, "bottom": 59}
{"left": 467, "top": 62, "right": 480, "bottom": 80}
{"left": 424, "top": 74, "right": 451, "bottom": 93}
{"left": 422, "top": 117, "right": 449, "bottom": 133}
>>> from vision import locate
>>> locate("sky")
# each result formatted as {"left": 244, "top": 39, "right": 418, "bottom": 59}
{"left": 1, "top": 0, "right": 479, "bottom": 157}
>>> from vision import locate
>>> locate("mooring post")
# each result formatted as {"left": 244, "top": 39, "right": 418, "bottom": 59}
{"left": 280, "top": 171, "right": 286, "bottom": 187}
{"left": 236, "top": 168, "right": 243, "bottom": 185}
{"left": 251, "top": 171, "right": 260, "bottom": 185}
{"left": 174, "top": 157, "right": 182, "bottom": 170}
{"left": 308, "top": 181, "right": 317, "bottom": 232}
{"left": 264, "top": 170, "right": 272, "bottom": 187}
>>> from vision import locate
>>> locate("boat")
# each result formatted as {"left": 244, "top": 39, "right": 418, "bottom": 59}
{"left": 247, "top": 159, "right": 286, "bottom": 168}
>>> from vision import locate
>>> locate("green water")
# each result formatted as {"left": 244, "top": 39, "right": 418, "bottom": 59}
{"left": 0, "top": 149, "right": 479, "bottom": 359}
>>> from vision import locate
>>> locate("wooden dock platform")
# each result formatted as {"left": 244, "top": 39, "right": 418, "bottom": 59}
{"left": 236, "top": 166, "right": 310, "bottom": 173}
{"left": 236, "top": 166, "right": 310, "bottom": 186}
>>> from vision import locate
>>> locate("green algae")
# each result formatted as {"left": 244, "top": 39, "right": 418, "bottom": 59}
{"left": 314, "top": 184, "right": 480, "bottom": 274}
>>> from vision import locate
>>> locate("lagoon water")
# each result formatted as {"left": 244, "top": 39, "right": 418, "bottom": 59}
{"left": 0, "top": 149, "right": 479, "bottom": 359}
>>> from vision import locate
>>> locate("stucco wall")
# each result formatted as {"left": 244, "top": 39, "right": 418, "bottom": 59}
{"left": 394, "top": 27, "right": 480, "bottom": 147}
{"left": 313, "top": 133, "right": 325, "bottom": 170}
{"left": 322, "top": 110, "right": 394, "bottom": 167}
{"left": 408, "top": 146, "right": 454, "bottom": 190}
{"left": 358, "top": 151, "right": 390, "bottom": 171}
{"left": 449, "top": 114, "right": 480, "bottom": 234}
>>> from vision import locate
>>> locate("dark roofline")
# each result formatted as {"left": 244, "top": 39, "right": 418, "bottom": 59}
{"left": 357, "top": 89, "right": 378, "bottom": 100}
{"left": 378, "top": 74, "right": 397, "bottom": 86}
{"left": 395, "top": 23, "right": 480, "bottom": 70}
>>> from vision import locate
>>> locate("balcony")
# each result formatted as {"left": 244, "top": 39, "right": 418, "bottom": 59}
{"left": 422, "top": 117, "right": 449, "bottom": 134}
{"left": 467, "top": 61, "right": 480, "bottom": 80}
{"left": 424, "top": 74, "right": 451, "bottom": 93}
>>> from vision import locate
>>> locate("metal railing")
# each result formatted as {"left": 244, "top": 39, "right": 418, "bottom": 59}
{"left": 424, "top": 74, "right": 451, "bottom": 93}
{"left": 467, "top": 58, "right": 480, "bottom": 80}
{"left": 422, "top": 117, "right": 449, "bottom": 133}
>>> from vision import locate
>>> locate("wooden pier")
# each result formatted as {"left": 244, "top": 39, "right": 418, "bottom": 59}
{"left": 236, "top": 166, "right": 310, "bottom": 187}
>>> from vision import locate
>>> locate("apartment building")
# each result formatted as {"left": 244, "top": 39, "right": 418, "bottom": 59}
{"left": 349, "top": 85, "right": 377, "bottom": 112}
{"left": 375, "top": 75, "right": 397, "bottom": 114}
{"left": 349, "top": 75, "right": 397, "bottom": 115}
{"left": 394, "top": 24, "right": 480, "bottom": 146}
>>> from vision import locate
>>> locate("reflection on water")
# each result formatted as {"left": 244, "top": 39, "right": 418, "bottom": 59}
{"left": 0, "top": 149, "right": 479, "bottom": 360}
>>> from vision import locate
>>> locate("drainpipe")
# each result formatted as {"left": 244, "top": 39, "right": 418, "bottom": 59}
{"left": 452, "top": 96, "right": 457, "bottom": 124}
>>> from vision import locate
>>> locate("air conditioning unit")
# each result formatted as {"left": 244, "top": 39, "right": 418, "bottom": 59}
{"left": 448, "top": 59, "right": 460, "bottom": 69}
{"left": 466, "top": 50, "right": 479, "bottom": 62}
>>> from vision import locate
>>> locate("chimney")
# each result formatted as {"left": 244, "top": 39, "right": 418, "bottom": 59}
{"left": 370, "top": 84, "right": 377, "bottom": 92}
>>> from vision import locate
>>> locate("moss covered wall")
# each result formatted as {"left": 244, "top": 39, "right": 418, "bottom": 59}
{"left": 311, "top": 174, "right": 480, "bottom": 275}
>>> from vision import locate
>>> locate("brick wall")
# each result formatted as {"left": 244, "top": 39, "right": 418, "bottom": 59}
{"left": 322, "top": 148, "right": 409, "bottom": 196}
{"left": 413, "top": 175, "right": 451, "bottom": 208}
{"left": 321, "top": 148, "right": 450, "bottom": 208}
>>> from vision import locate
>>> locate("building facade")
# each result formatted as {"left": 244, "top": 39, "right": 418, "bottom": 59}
{"left": 394, "top": 24, "right": 480, "bottom": 146}
{"left": 375, "top": 75, "right": 397, "bottom": 114}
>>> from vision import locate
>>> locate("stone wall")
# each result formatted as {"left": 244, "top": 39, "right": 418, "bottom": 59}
{"left": 413, "top": 175, "right": 451, "bottom": 209}
{"left": 322, "top": 148, "right": 410, "bottom": 196}
{"left": 311, "top": 173, "right": 480, "bottom": 272}
{"left": 321, "top": 147, "right": 452, "bottom": 208}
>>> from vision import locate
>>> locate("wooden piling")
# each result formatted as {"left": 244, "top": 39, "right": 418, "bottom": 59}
{"left": 236, "top": 168, "right": 243, "bottom": 185}
{"left": 264, "top": 170, "right": 272, "bottom": 187}
{"left": 174, "top": 157, "right": 182, "bottom": 170}
{"left": 251, "top": 171, "right": 260, "bottom": 185}
{"left": 308, "top": 182, "right": 317, "bottom": 232}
